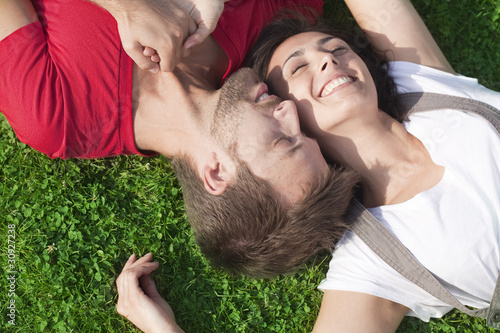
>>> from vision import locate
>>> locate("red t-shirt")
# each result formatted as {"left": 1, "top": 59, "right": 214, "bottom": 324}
{"left": 214, "top": 0, "right": 323, "bottom": 80}
{"left": 0, "top": 0, "right": 323, "bottom": 159}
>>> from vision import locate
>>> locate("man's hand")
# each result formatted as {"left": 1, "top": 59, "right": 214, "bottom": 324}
{"left": 116, "top": 253, "right": 184, "bottom": 333}
{"left": 181, "top": 0, "right": 225, "bottom": 50}
{"left": 113, "top": 0, "right": 196, "bottom": 73}
{"left": 92, "top": 0, "right": 225, "bottom": 73}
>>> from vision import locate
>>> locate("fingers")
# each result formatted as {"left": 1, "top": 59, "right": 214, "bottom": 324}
{"left": 183, "top": 31, "right": 204, "bottom": 50}
{"left": 143, "top": 46, "right": 156, "bottom": 57}
{"left": 122, "top": 253, "right": 136, "bottom": 271}
{"left": 139, "top": 274, "right": 174, "bottom": 316}
{"left": 156, "top": 40, "right": 184, "bottom": 72}
{"left": 123, "top": 14, "right": 195, "bottom": 73}
{"left": 139, "top": 274, "right": 160, "bottom": 298}
{"left": 143, "top": 47, "right": 161, "bottom": 73}
{"left": 142, "top": 45, "right": 186, "bottom": 72}
{"left": 150, "top": 54, "right": 160, "bottom": 63}
{"left": 134, "top": 252, "right": 154, "bottom": 265}
{"left": 116, "top": 253, "right": 159, "bottom": 304}
{"left": 118, "top": 262, "right": 159, "bottom": 297}
{"left": 124, "top": 41, "right": 160, "bottom": 73}
{"left": 143, "top": 47, "right": 160, "bottom": 63}
{"left": 183, "top": 22, "right": 212, "bottom": 50}
{"left": 117, "top": 261, "right": 159, "bottom": 292}
{"left": 155, "top": 16, "right": 195, "bottom": 72}
{"left": 183, "top": 1, "right": 223, "bottom": 50}
{"left": 119, "top": 253, "right": 156, "bottom": 279}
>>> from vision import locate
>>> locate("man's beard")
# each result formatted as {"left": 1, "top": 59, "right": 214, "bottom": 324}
{"left": 210, "top": 68, "right": 281, "bottom": 155}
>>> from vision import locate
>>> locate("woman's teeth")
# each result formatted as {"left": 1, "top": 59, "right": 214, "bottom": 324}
{"left": 321, "top": 76, "right": 353, "bottom": 96}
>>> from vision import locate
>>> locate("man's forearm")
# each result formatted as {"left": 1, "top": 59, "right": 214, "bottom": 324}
{"left": 89, "top": 0, "right": 230, "bottom": 18}
{"left": 86, "top": 0, "right": 133, "bottom": 18}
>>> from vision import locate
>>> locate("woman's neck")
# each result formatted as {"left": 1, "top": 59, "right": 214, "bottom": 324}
{"left": 321, "top": 110, "right": 444, "bottom": 207}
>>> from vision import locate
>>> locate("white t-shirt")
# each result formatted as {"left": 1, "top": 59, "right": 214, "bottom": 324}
{"left": 318, "top": 61, "right": 500, "bottom": 321}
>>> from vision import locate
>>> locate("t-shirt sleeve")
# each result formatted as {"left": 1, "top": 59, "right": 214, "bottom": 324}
{"left": 0, "top": 22, "right": 65, "bottom": 157}
{"left": 319, "top": 231, "right": 454, "bottom": 322}
{"left": 389, "top": 61, "right": 500, "bottom": 111}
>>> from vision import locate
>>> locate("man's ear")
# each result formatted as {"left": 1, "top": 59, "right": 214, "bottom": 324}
{"left": 202, "top": 152, "right": 234, "bottom": 195}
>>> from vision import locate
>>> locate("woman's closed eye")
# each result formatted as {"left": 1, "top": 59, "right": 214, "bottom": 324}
{"left": 288, "top": 47, "right": 348, "bottom": 76}
{"left": 291, "top": 63, "right": 307, "bottom": 75}
{"left": 331, "top": 46, "right": 348, "bottom": 56}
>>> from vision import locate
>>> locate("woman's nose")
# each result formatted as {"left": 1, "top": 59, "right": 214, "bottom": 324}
{"left": 320, "top": 53, "right": 338, "bottom": 72}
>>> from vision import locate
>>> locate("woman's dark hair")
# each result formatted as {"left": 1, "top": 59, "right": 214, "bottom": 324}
{"left": 246, "top": 14, "right": 406, "bottom": 121}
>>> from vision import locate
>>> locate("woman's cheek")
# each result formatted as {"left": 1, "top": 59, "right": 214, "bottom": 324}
{"left": 296, "top": 103, "right": 319, "bottom": 133}
{"left": 271, "top": 80, "right": 291, "bottom": 99}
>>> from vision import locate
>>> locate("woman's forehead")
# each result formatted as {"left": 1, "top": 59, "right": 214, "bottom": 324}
{"left": 272, "top": 33, "right": 345, "bottom": 62}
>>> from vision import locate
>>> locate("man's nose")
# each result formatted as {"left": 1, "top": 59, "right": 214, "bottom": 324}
{"left": 273, "top": 100, "right": 295, "bottom": 119}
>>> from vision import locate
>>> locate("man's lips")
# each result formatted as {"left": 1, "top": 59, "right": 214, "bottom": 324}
{"left": 255, "top": 83, "right": 269, "bottom": 102}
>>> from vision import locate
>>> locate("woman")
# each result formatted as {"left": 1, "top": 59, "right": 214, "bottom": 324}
{"left": 116, "top": 1, "right": 500, "bottom": 332}
{"left": 249, "top": 0, "right": 500, "bottom": 331}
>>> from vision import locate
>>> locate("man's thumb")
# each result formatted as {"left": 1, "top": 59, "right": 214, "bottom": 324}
{"left": 183, "top": 24, "right": 211, "bottom": 49}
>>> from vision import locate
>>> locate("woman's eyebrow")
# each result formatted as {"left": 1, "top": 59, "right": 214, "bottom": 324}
{"left": 318, "top": 36, "right": 336, "bottom": 46}
{"left": 283, "top": 49, "right": 304, "bottom": 68}
{"left": 282, "top": 36, "right": 337, "bottom": 68}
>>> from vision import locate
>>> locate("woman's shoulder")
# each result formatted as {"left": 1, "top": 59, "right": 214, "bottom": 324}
{"left": 388, "top": 61, "right": 500, "bottom": 110}
{"left": 388, "top": 61, "right": 478, "bottom": 92}
{"left": 319, "top": 230, "right": 452, "bottom": 321}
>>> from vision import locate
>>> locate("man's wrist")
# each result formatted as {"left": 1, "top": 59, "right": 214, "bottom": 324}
{"left": 87, "top": 0, "right": 135, "bottom": 20}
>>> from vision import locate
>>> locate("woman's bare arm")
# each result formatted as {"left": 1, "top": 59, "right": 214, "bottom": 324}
{"left": 313, "top": 290, "right": 408, "bottom": 333}
{"left": 345, "top": 0, "right": 455, "bottom": 74}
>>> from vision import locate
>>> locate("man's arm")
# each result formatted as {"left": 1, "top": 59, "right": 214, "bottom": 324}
{"left": 88, "top": 0, "right": 225, "bottom": 73}
{"left": 0, "top": 0, "right": 39, "bottom": 41}
{"left": 345, "top": 0, "right": 455, "bottom": 74}
{"left": 313, "top": 290, "right": 408, "bottom": 333}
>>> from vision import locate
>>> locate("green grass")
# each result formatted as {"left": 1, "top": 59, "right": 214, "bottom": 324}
{"left": 1, "top": 0, "right": 499, "bottom": 332}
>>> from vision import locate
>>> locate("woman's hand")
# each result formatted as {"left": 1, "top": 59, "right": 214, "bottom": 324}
{"left": 116, "top": 253, "right": 184, "bottom": 333}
